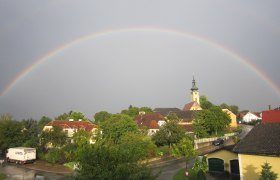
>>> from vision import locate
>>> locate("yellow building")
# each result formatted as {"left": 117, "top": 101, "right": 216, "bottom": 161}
{"left": 206, "top": 145, "right": 239, "bottom": 175}
{"left": 223, "top": 109, "right": 238, "bottom": 128}
{"left": 233, "top": 123, "right": 280, "bottom": 180}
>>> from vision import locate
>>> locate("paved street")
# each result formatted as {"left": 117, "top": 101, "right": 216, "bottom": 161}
{"left": 150, "top": 156, "right": 194, "bottom": 180}
{"left": 0, "top": 163, "right": 73, "bottom": 180}
{"left": 239, "top": 124, "right": 254, "bottom": 139}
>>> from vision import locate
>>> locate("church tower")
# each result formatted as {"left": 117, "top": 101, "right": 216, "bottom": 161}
{"left": 191, "top": 76, "right": 200, "bottom": 104}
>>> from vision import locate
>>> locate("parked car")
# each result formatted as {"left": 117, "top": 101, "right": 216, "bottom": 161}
{"left": 212, "top": 138, "right": 224, "bottom": 146}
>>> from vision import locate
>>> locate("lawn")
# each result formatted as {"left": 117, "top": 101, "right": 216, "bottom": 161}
{"left": 173, "top": 168, "right": 192, "bottom": 180}
{"left": 0, "top": 173, "right": 7, "bottom": 180}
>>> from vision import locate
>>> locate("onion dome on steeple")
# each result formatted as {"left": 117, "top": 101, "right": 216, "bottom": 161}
{"left": 191, "top": 76, "right": 198, "bottom": 91}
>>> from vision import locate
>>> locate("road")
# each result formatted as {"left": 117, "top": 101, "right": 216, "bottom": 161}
{"left": 239, "top": 124, "right": 254, "bottom": 139}
{"left": 150, "top": 156, "right": 194, "bottom": 180}
{"left": 0, "top": 164, "right": 73, "bottom": 180}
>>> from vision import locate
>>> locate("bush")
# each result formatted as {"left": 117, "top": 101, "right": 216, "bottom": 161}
{"left": 61, "top": 143, "right": 78, "bottom": 162}
{"left": 45, "top": 148, "right": 63, "bottom": 164}
{"left": 146, "top": 143, "right": 157, "bottom": 158}
{"left": 156, "top": 145, "right": 170, "bottom": 156}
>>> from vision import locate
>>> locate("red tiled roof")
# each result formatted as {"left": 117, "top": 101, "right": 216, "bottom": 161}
{"left": 182, "top": 101, "right": 195, "bottom": 111}
{"left": 135, "top": 112, "right": 164, "bottom": 122}
{"left": 150, "top": 120, "right": 160, "bottom": 129}
{"left": 135, "top": 112, "right": 163, "bottom": 130}
{"left": 46, "top": 120, "right": 97, "bottom": 132}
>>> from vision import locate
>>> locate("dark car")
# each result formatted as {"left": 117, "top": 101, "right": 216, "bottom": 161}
{"left": 212, "top": 138, "right": 224, "bottom": 146}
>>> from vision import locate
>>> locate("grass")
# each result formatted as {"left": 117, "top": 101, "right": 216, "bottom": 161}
{"left": 0, "top": 173, "right": 7, "bottom": 180}
{"left": 64, "top": 162, "right": 76, "bottom": 169}
{"left": 173, "top": 168, "right": 201, "bottom": 180}
{"left": 173, "top": 168, "right": 193, "bottom": 180}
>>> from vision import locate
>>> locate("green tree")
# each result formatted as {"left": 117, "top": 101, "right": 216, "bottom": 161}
{"left": 21, "top": 119, "right": 40, "bottom": 147}
{"left": 220, "top": 103, "right": 239, "bottom": 115}
{"left": 121, "top": 106, "right": 153, "bottom": 118}
{"left": 166, "top": 112, "right": 179, "bottom": 122}
{"left": 93, "top": 111, "right": 112, "bottom": 123}
{"left": 0, "top": 115, "right": 23, "bottom": 151}
{"left": 260, "top": 162, "right": 278, "bottom": 180}
{"left": 40, "top": 126, "right": 67, "bottom": 148}
{"left": 55, "top": 111, "right": 71, "bottom": 120}
{"left": 191, "top": 156, "right": 208, "bottom": 174}
{"left": 45, "top": 148, "right": 62, "bottom": 164}
{"left": 139, "top": 107, "right": 153, "bottom": 114}
{"left": 73, "top": 129, "right": 92, "bottom": 147}
{"left": 193, "top": 117, "right": 209, "bottom": 138}
{"left": 152, "top": 121, "right": 186, "bottom": 147}
{"left": 76, "top": 140, "right": 157, "bottom": 180}
{"left": 99, "top": 114, "right": 139, "bottom": 143}
{"left": 118, "top": 132, "right": 153, "bottom": 161}
{"left": 172, "top": 137, "right": 196, "bottom": 170}
{"left": 38, "top": 116, "right": 52, "bottom": 131}
{"left": 69, "top": 111, "right": 85, "bottom": 120}
{"left": 194, "top": 106, "right": 231, "bottom": 136}
{"left": 200, "top": 95, "right": 214, "bottom": 109}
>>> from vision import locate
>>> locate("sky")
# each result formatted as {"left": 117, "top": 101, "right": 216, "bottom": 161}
{"left": 0, "top": 0, "right": 280, "bottom": 120}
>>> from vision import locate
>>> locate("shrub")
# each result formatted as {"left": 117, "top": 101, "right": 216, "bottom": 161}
{"left": 45, "top": 148, "right": 62, "bottom": 164}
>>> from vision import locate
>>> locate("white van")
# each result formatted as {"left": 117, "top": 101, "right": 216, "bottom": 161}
{"left": 6, "top": 147, "right": 36, "bottom": 164}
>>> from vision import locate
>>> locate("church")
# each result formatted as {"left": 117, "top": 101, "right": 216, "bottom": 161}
{"left": 135, "top": 77, "right": 202, "bottom": 134}
{"left": 153, "top": 77, "right": 202, "bottom": 126}
{"left": 182, "top": 77, "right": 202, "bottom": 111}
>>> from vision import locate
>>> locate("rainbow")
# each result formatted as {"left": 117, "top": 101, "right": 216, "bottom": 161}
{"left": 1, "top": 27, "right": 279, "bottom": 97}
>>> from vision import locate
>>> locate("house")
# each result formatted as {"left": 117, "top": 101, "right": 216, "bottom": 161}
{"left": 205, "top": 145, "right": 239, "bottom": 175}
{"left": 135, "top": 112, "right": 165, "bottom": 135}
{"left": 233, "top": 122, "right": 280, "bottom": 180}
{"left": 262, "top": 108, "right": 280, "bottom": 123}
{"left": 43, "top": 119, "right": 97, "bottom": 143}
{"left": 239, "top": 111, "right": 262, "bottom": 123}
{"left": 222, "top": 109, "right": 238, "bottom": 128}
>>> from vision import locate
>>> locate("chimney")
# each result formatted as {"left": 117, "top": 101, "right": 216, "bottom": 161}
{"left": 268, "top": 105, "right": 271, "bottom": 110}
{"left": 139, "top": 111, "right": 145, "bottom": 115}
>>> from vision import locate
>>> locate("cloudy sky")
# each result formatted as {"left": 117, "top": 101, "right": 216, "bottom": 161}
{"left": 0, "top": 1, "right": 280, "bottom": 120}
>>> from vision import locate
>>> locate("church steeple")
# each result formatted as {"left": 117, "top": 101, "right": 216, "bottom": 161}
{"left": 190, "top": 76, "right": 200, "bottom": 104}
{"left": 191, "top": 76, "right": 198, "bottom": 91}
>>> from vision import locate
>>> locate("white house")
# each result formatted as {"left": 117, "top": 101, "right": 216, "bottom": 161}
{"left": 43, "top": 119, "right": 98, "bottom": 144}
{"left": 242, "top": 112, "right": 262, "bottom": 123}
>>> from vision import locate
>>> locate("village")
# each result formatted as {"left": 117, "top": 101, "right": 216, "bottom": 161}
{"left": 0, "top": 78, "right": 279, "bottom": 180}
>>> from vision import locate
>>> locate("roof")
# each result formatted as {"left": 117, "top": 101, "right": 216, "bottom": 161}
{"left": 262, "top": 109, "right": 280, "bottom": 123}
{"left": 182, "top": 102, "right": 195, "bottom": 111}
{"left": 239, "top": 111, "right": 261, "bottom": 119}
{"left": 135, "top": 112, "right": 162, "bottom": 129}
{"left": 179, "top": 124, "right": 193, "bottom": 132}
{"left": 233, "top": 122, "right": 280, "bottom": 155}
{"left": 203, "top": 145, "right": 236, "bottom": 155}
{"left": 182, "top": 101, "right": 201, "bottom": 111}
{"left": 135, "top": 112, "right": 164, "bottom": 122}
{"left": 174, "top": 111, "right": 197, "bottom": 122}
{"left": 45, "top": 120, "right": 97, "bottom": 132}
{"left": 153, "top": 108, "right": 181, "bottom": 116}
